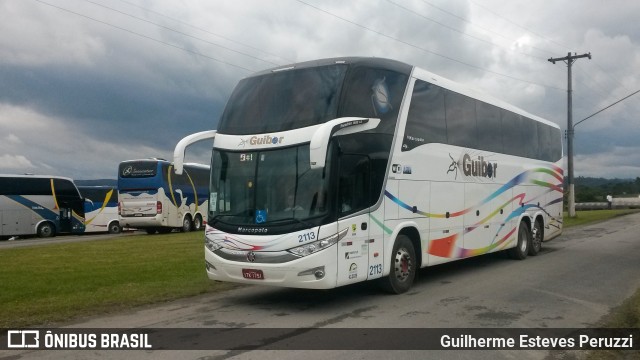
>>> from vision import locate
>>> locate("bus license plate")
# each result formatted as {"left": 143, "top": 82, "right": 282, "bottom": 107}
{"left": 242, "top": 269, "right": 264, "bottom": 280}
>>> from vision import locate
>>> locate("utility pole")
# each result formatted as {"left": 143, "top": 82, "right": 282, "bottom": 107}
{"left": 548, "top": 52, "right": 591, "bottom": 218}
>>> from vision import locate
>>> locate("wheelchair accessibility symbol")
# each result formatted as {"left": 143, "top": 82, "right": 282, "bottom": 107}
{"left": 255, "top": 210, "right": 267, "bottom": 224}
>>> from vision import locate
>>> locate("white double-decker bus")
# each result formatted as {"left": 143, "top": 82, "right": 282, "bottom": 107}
{"left": 174, "top": 57, "right": 563, "bottom": 293}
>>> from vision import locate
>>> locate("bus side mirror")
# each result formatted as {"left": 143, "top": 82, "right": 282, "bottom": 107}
{"left": 309, "top": 117, "right": 380, "bottom": 169}
{"left": 173, "top": 130, "right": 217, "bottom": 175}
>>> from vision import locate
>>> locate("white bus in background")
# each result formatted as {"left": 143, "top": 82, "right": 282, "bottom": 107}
{"left": 118, "top": 159, "right": 209, "bottom": 234}
{"left": 78, "top": 186, "right": 121, "bottom": 234}
{"left": 174, "top": 57, "right": 564, "bottom": 293}
{"left": 0, "top": 174, "right": 85, "bottom": 238}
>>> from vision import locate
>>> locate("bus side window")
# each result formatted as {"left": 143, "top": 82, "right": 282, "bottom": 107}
{"left": 403, "top": 79, "right": 447, "bottom": 151}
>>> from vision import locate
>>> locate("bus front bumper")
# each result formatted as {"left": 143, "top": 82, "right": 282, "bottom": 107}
{"left": 204, "top": 246, "right": 338, "bottom": 290}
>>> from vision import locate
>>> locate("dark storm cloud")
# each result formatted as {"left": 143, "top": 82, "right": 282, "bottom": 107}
{"left": 0, "top": 63, "right": 226, "bottom": 147}
{"left": 0, "top": 0, "right": 638, "bottom": 179}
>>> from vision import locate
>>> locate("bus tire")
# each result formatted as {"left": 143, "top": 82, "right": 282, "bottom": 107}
{"left": 108, "top": 221, "right": 121, "bottom": 234}
{"left": 182, "top": 216, "right": 193, "bottom": 232}
{"left": 193, "top": 215, "right": 203, "bottom": 231}
{"left": 529, "top": 219, "right": 543, "bottom": 256}
{"left": 508, "top": 220, "right": 530, "bottom": 260}
{"left": 37, "top": 222, "right": 55, "bottom": 238}
{"left": 380, "top": 235, "right": 416, "bottom": 294}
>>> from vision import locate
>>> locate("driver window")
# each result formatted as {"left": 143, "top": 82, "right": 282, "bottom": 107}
{"left": 338, "top": 154, "right": 371, "bottom": 216}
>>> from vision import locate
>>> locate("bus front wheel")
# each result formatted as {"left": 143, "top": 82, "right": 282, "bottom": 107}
{"left": 380, "top": 235, "right": 416, "bottom": 294}
{"left": 37, "top": 222, "right": 55, "bottom": 238}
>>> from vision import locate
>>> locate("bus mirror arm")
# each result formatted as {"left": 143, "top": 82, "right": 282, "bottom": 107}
{"left": 173, "top": 130, "right": 217, "bottom": 175}
{"left": 309, "top": 117, "right": 380, "bottom": 169}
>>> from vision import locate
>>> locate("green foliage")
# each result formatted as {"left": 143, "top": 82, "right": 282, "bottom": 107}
{"left": 584, "top": 288, "right": 640, "bottom": 360}
{"left": 564, "top": 209, "right": 640, "bottom": 228}
{"left": 573, "top": 176, "right": 640, "bottom": 202}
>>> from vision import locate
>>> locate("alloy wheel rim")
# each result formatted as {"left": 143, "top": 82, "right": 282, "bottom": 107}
{"left": 394, "top": 248, "right": 412, "bottom": 282}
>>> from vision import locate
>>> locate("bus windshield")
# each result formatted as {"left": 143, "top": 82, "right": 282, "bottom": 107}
{"left": 218, "top": 65, "right": 347, "bottom": 135}
{"left": 209, "top": 144, "right": 332, "bottom": 229}
{"left": 118, "top": 161, "right": 163, "bottom": 191}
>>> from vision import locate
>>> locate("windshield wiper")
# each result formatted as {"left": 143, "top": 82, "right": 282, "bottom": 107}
{"left": 209, "top": 211, "right": 252, "bottom": 225}
{"left": 268, "top": 216, "right": 316, "bottom": 229}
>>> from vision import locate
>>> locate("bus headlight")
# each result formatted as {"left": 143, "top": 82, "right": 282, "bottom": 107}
{"left": 205, "top": 237, "right": 222, "bottom": 252}
{"left": 288, "top": 228, "right": 348, "bottom": 257}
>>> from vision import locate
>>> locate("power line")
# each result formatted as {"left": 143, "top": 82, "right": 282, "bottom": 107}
{"left": 387, "top": 0, "right": 548, "bottom": 62}
{"left": 295, "top": 0, "right": 564, "bottom": 92}
{"left": 33, "top": 0, "right": 254, "bottom": 72}
{"left": 575, "top": 89, "right": 640, "bottom": 128}
{"left": 469, "top": 0, "right": 571, "bottom": 52}
{"left": 80, "top": 0, "right": 281, "bottom": 67}
{"left": 116, "top": 0, "right": 294, "bottom": 64}
{"left": 421, "top": 0, "right": 627, "bottom": 100}
{"left": 469, "top": 0, "right": 630, "bottom": 95}
{"left": 408, "top": 0, "right": 618, "bottom": 100}
{"left": 419, "top": 0, "right": 556, "bottom": 57}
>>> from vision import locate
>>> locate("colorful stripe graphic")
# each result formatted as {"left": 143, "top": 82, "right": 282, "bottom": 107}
{"left": 84, "top": 189, "right": 114, "bottom": 225}
{"left": 385, "top": 165, "right": 564, "bottom": 259}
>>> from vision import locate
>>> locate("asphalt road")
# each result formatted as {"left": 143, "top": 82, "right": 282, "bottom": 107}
{"left": 3, "top": 213, "right": 640, "bottom": 360}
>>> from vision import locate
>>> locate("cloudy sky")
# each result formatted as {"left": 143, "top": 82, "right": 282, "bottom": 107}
{"left": 1, "top": 0, "right": 639, "bottom": 180}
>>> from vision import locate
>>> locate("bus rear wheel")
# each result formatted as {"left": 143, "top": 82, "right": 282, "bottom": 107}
{"left": 37, "top": 222, "right": 55, "bottom": 238}
{"left": 508, "top": 220, "right": 530, "bottom": 260}
{"left": 380, "top": 235, "right": 416, "bottom": 294}
{"left": 182, "top": 216, "right": 193, "bottom": 232}
{"left": 193, "top": 215, "right": 203, "bottom": 231}
{"left": 529, "top": 219, "right": 543, "bottom": 256}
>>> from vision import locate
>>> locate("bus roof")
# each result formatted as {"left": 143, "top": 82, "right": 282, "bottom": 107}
{"left": 0, "top": 174, "right": 76, "bottom": 182}
{"left": 254, "top": 57, "right": 558, "bottom": 130}
{"left": 249, "top": 57, "right": 413, "bottom": 78}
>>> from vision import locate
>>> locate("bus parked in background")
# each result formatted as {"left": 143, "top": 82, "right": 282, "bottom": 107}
{"left": 78, "top": 186, "right": 120, "bottom": 234}
{"left": 118, "top": 159, "right": 209, "bottom": 234}
{"left": 0, "top": 174, "right": 85, "bottom": 238}
{"left": 173, "top": 57, "right": 564, "bottom": 293}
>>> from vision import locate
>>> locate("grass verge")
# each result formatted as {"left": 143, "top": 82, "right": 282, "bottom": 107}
{"left": 563, "top": 209, "right": 640, "bottom": 228}
{"left": 584, "top": 288, "right": 640, "bottom": 359}
{"left": 0, "top": 232, "right": 234, "bottom": 328}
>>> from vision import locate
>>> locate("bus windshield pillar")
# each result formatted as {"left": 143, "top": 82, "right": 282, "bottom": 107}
{"left": 173, "top": 130, "right": 217, "bottom": 175}
{"left": 309, "top": 117, "right": 380, "bottom": 169}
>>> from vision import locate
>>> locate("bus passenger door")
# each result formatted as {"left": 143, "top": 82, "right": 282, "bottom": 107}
{"left": 59, "top": 204, "right": 72, "bottom": 233}
{"left": 336, "top": 154, "right": 371, "bottom": 286}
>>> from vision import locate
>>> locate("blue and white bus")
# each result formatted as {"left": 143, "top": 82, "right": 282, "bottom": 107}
{"left": 173, "top": 57, "right": 564, "bottom": 293}
{"left": 0, "top": 174, "right": 85, "bottom": 238}
{"left": 118, "top": 159, "right": 209, "bottom": 234}
{"left": 79, "top": 186, "right": 121, "bottom": 234}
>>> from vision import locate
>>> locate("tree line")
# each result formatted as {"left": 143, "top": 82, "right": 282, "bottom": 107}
{"left": 570, "top": 177, "right": 640, "bottom": 202}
